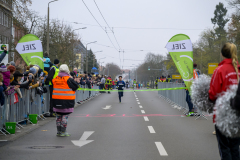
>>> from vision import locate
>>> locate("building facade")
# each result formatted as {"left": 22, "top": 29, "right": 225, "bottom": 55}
{"left": 0, "top": 0, "right": 12, "bottom": 45}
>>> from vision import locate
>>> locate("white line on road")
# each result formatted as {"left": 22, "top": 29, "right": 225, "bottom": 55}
{"left": 139, "top": 105, "right": 142, "bottom": 108}
{"left": 148, "top": 126, "right": 156, "bottom": 133}
{"left": 141, "top": 110, "right": 145, "bottom": 114}
{"left": 138, "top": 102, "right": 140, "bottom": 104}
{"left": 136, "top": 98, "right": 138, "bottom": 99}
{"left": 0, "top": 140, "right": 7, "bottom": 141}
{"left": 155, "top": 142, "right": 168, "bottom": 156}
{"left": 144, "top": 116, "right": 149, "bottom": 121}
{"left": 136, "top": 100, "right": 139, "bottom": 101}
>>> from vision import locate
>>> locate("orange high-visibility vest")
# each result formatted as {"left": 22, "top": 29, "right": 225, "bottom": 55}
{"left": 52, "top": 76, "right": 76, "bottom": 100}
{"left": 193, "top": 69, "right": 199, "bottom": 79}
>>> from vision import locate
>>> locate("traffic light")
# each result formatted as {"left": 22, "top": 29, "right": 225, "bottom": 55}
{"left": 148, "top": 66, "right": 150, "bottom": 70}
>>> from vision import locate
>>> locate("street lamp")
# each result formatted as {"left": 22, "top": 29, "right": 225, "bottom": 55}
{"left": 71, "top": 27, "right": 87, "bottom": 70}
{"left": 85, "top": 41, "right": 97, "bottom": 73}
{"left": 47, "top": 0, "right": 59, "bottom": 55}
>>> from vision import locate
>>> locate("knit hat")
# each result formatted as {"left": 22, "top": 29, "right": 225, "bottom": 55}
{"left": 54, "top": 59, "right": 60, "bottom": 64}
{"left": 7, "top": 65, "right": 16, "bottom": 73}
{"left": 59, "top": 64, "right": 70, "bottom": 74}
{"left": 32, "top": 66, "right": 39, "bottom": 74}
{"left": 0, "top": 65, "right": 7, "bottom": 72}
{"left": 9, "top": 61, "right": 15, "bottom": 66}
{"left": 29, "top": 67, "right": 37, "bottom": 75}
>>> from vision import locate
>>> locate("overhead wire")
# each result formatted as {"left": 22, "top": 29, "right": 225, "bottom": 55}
{"left": 82, "top": 0, "right": 119, "bottom": 52}
{"left": 93, "top": 0, "right": 122, "bottom": 50}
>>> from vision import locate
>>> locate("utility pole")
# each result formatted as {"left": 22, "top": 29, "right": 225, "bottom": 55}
{"left": 47, "top": 0, "right": 59, "bottom": 55}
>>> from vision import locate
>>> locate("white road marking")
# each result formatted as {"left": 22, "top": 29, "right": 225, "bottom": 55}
{"left": 0, "top": 140, "right": 7, "bottom": 141}
{"left": 141, "top": 110, "right": 145, "bottom": 114}
{"left": 102, "top": 105, "right": 112, "bottom": 110}
{"left": 139, "top": 105, "right": 142, "bottom": 108}
{"left": 144, "top": 116, "right": 149, "bottom": 121}
{"left": 155, "top": 142, "right": 168, "bottom": 156}
{"left": 136, "top": 100, "right": 139, "bottom": 101}
{"left": 136, "top": 98, "right": 138, "bottom": 99}
{"left": 71, "top": 131, "right": 95, "bottom": 147}
{"left": 138, "top": 102, "right": 140, "bottom": 104}
{"left": 148, "top": 126, "right": 156, "bottom": 133}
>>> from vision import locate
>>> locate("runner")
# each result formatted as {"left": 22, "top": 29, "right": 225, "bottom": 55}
{"left": 133, "top": 79, "right": 137, "bottom": 91}
{"left": 116, "top": 76, "right": 125, "bottom": 103}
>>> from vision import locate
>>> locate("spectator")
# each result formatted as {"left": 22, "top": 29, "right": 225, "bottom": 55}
{"left": 46, "top": 59, "right": 60, "bottom": 117}
{"left": 9, "top": 61, "right": 15, "bottom": 67}
{"left": 73, "top": 68, "right": 78, "bottom": 77}
{"left": 7, "top": 65, "right": 16, "bottom": 75}
{"left": 0, "top": 65, "right": 10, "bottom": 86}
{"left": 43, "top": 52, "right": 51, "bottom": 72}
{"left": 0, "top": 73, "right": 10, "bottom": 106}
{"left": 209, "top": 42, "right": 240, "bottom": 160}
{"left": 28, "top": 67, "right": 40, "bottom": 89}
{"left": 52, "top": 64, "right": 79, "bottom": 137}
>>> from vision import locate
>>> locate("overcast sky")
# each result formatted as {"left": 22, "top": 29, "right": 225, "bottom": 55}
{"left": 30, "top": 0, "right": 233, "bottom": 69}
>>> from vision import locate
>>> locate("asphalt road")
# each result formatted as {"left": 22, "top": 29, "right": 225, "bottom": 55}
{"left": 0, "top": 89, "right": 219, "bottom": 160}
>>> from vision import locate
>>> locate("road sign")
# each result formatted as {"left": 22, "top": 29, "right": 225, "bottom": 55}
{"left": 172, "top": 75, "right": 182, "bottom": 79}
{"left": 208, "top": 63, "right": 218, "bottom": 74}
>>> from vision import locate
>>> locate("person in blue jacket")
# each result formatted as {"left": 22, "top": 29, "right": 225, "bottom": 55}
{"left": 116, "top": 76, "right": 125, "bottom": 103}
{"left": 43, "top": 52, "right": 52, "bottom": 72}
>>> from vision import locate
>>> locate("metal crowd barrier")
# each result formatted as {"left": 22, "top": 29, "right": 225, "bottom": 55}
{"left": 157, "top": 82, "right": 207, "bottom": 119}
{"left": 158, "top": 82, "right": 187, "bottom": 111}
{"left": 0, "top": 84, "right": 99, "bottom": 136}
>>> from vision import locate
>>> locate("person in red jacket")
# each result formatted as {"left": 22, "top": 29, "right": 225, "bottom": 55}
{"left": 209, "top": 42, "right": 240, "bottom": 160}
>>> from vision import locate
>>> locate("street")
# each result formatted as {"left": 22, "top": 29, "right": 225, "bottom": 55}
{"left": 0, "top": 90, "right": 219, "bottom": 160}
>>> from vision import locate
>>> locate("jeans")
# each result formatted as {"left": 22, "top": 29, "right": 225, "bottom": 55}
{"left": 215, "top": 125, "right": 240, "bottom": 160}
{"left": 186, "top": 90, "right": 193, "bottom": 112}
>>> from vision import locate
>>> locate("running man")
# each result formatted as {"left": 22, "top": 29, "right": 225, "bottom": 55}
{"left": 117, "top": 76, "right": 125, "bottom": 103}
{"left": 133, "top": 79, "right": 137, "bottom": 91}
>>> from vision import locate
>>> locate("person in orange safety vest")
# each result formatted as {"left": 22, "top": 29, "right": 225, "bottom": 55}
{"left": 52, "top": 64, "right": 79, "bottom": 137}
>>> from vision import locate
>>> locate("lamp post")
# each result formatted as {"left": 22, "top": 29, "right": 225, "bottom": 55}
{"left": 71, "top": 27, "right": 87, "bottom": 70}
{"left": 92, "top": 51, "right": 102, "bottom": 67}
{"left": 86, "top": 41, "right": 97, "bottom": 73}
{"left": 47, "top": 0, "right": 59, "bottom": 54}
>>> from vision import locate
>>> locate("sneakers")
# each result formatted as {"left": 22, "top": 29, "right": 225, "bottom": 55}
{"left": 60, "top": 132, "right": 71, "bottom": 137}
{"left": 186, "top": 112, "right": 194, "bottom": 117}
{"left": 213, "top": 131, "right": 216, "bottom": 135}
{"left": 77, "top": 101, "right": 81, "bottom": 104}
{"left": 56, "top": 132, "right": 61, "bottom": 137}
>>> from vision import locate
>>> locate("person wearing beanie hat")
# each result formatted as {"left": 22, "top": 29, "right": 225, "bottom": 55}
{"left": 46, "top": 59, "right": 60, "bottom": 117}
{"left": 54, "top": 59, "right": 59, "bottom": 65}
{"left": 0, "top": 65, "right": 10, "bottom": 86}
{"left": 52, "top": 64, "right": 79, "bottom": 137}
{"left": 33, "top": 66, "right": 39, "bottom": 73}
{"left": 29, "top": 67, "right": 37, "bottom": 75}
{"left": 9, "top": 61, "right": 15, "bottom": 67}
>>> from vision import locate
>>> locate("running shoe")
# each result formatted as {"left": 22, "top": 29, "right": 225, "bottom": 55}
{"left": 60, "top": 132, "right": 71, "bottom": 137}
{"left": 56, "top": 132, "right": 61, "bottom": 137}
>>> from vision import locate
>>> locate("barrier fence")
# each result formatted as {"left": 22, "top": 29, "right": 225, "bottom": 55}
{"left": 0, "top": 85, "right": 99, "bottom": 136}
{"left": 157, "top": 82, "right": 207, "bottom": 120}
